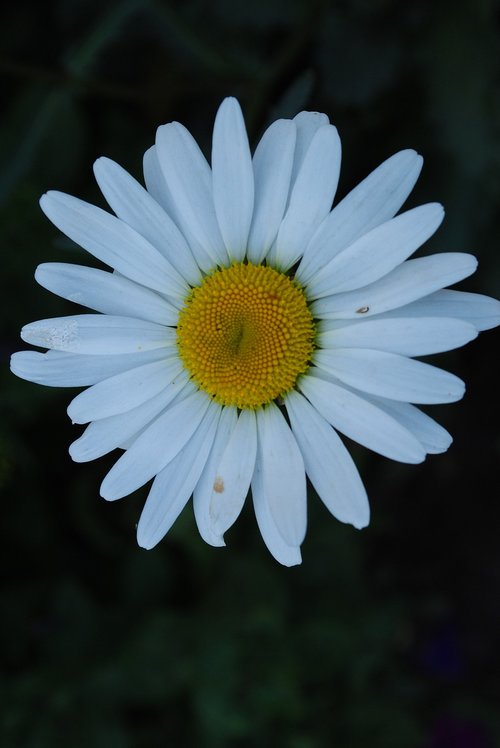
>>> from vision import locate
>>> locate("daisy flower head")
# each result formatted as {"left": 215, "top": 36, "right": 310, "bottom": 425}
{"left": 12, "top": 97, "right": 500, "bottom": 566}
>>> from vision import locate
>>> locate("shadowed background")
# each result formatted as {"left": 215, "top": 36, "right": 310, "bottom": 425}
{"left": 1, "top": 1, "right": 500, "bottom": 746}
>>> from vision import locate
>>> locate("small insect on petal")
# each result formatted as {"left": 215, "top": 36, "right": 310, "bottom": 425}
{"left": 213, "top": 476, "right": 225, "bottom": 493}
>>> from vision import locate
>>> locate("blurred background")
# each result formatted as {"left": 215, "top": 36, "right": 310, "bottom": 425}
{"left": 2, "top": 0, "right": 500, "bottom": 746}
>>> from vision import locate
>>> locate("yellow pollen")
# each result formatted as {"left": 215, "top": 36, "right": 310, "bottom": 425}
{"left": 176, "top": 263, "right": 315, "bottom": 409}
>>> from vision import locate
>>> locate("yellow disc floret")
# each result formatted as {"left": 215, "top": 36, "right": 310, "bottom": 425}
{"left": 177, "top": 262, "right": 315, "bottom": 409}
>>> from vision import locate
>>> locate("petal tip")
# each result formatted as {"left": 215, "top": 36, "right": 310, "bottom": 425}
{"left": 92, "top": 156, "right": 111, "bottom": 176}
{"left": 353, "top": 514, "right": 370, "bottom": 530}
{"left": 281, "top": 552, "right": 303, "bottom": 568}
{"left": 39, "top": 193, "right": 50, "bottom": 211}
{"left": 10, "top": 352, "right": 24, "bottom": 377}
{"left": 19, "top": 324, "right": 33, "bottom": 344}
{"left": 34, "top": 264, "right": 48, "bottom": 286}
{"left": 220, "top": 95, "right": 240, "bottom": 111}
{"left": 99, "top": 478, "right": 118, "bottom": 502}
{"left": 137, "top": 536, "right": 154, "bottom": 550}
{"left": 137, "top": 523, "right": 164, "bottom": 550}
{"left": 66, "top": 402, "right": 79, "bottom": 424}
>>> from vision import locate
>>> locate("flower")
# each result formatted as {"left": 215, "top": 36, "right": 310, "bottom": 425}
{"left": 11, "top": 97, "right": 500, "bottom": 566}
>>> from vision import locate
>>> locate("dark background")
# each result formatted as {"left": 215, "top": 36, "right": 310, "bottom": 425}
{"left": 1, "top": 1, "right": 500, "bottom": 746}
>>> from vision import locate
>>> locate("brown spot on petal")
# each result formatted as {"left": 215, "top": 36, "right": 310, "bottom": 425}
{"left": 213, "top": 476, "right": 225, "bottom": 493}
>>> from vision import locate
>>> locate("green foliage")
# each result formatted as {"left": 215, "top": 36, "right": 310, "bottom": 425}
{"left": 2, "top": 0, "right": 500, "bottom": 746}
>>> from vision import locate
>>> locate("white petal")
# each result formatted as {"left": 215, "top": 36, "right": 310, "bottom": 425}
{"left": 93, "top": 157, "right": 201, "bottom": 286}
{"left": 39, "top": 191, "right": 188, "bottom": 299}
{"left": 318, "top": 317, "right": 478, "bottom": 356}
{"left": 262, "top": 237, "right": 279, "bottom": 267}
{"left": 307, "top": 203, "right": 444, "bottom": 298}
{"left": 312, "top": 254, "right": 478, "bottom": 319}
{"left": 155, "top": 122, "right": 227, "bottom": 270}
{"left": 99, "top": 382, "right": 194, "bottom": 452}
{"left": 211, "top": 97, "right": 254, "bottom": 261}
{"left": 21, "top": 314, "right": 174, "bottom": 354}
{"left": 100, "top": 388, "right": 212, "bottom": 501}
{"left": 370, "top": 289, "right": 500, "bottom": 332}
{"left": 275, "top": 124, "right": 341, "bottom": 270}
{"left": 69, "top": 379, "right": 192, "bottom": 462}
{"left": 290, "top": 111, "right": 330, "bottom": 187}
{"left": 35, "top": 263, "right": 178, "bottom": 325}
{"left": 207, "top": 409, "right": 257, "bottom": 539}
{"left": 314, "top": 348, "right": 465, "bottom": 404}
{"left": 145, "top": 139, "right": 215, "bottom": 273}
{"left": 10, "top": 348, "right": 168, "bottom": 387}
{"left": 193, "top": 406, "right": 238, "bottom": 547}
{"left": 297, "top": 149, "right": 423, "bottom": 283}
{"left": 67, "top": 357, "right": 184, "bottom": 424}
{"left": 285, "top": 390, "right": 369, "bottom": 528}
{"left": 137, "top": 403, "right": 221, "bottom": 549}
{"left": 255, "top": 403, "right": 307, "bottom": 546}
{"left": 246, "top": 119, "right": 296, "bottom": 264}
{"left": 298, "top": 373, "right": 426, "bottom": 463}
{"left": 362, "top": 396, "right": 452, "bottom": 455}
{"left": 143, "top": 146, "right": 174, "bottom": 213}
{"left": 251, "top": 457, "right": 302, "bottom": 567}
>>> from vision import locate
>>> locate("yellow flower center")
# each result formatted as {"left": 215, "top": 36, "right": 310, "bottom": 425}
{"left": 176, "top": 262, "right": 315, "bottom": 409}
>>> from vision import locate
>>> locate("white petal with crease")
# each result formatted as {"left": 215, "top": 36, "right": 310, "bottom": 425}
{"left": 318, "top": 317, "right": 477, "bottom": 356}
{"left": 286, "top": 390, "right": 369, "bottom": 528}
{"left": 209, "top": 409, "right": 257, "bottom": 538}
{"left": 21, "top": 315, "right": 174, "bottom": 354}
{"left": 212, "top": 97, "right": 254, "bottom": 261}
{"left": 362, "top": 396, "right": 452, "bottom": 455}
{"left": 193, "top": 406, "right": 238, "bottom": 547}
{"left": 67, "top": 357, "right": 184, "bottom": 424}
{"left": 70, "top": 378, "right": 192, "bottom": 462}
{"left": 299, "top": 374, "right": 426, "bottom": 463}
{"left": 255, "top": 403, "right": 307, "bottom": 546}
{"left": 156, "top": 122, "right": 227, "bottom": 270}
{"left": 100, "top": 389, "right": 212, "bottom": 500}
{"left": 36, "top": 263, "right": 178, "bottom": 324}
{"left": 137, "top": 403, "right": 221, "bottom": 549}
{"left": 307, "top": 203, "right": 444, "bottom": 298}
{"left": 275, "top": 124, "right": 341, "bottom": 270}
{"left": 143, "top": 146, "right": 175, "bottom": 214}
{"left": 10, "top": 348, "right": 168, "bottom": 387}
{"left": 247, "top": 119, "right": 296, "bottom": 263}
{"left": 367, "top": 289, "right": 500, "bottom": 332}
{"left": 290, "top": 110, "right": 330, "bottom": 188}
{"left": 297, "top": 149, "right": 423, "bottom": 283}
{"left": 314, "top": 348, "right": 465, "bottom": 404}
{"left": 94, "top": 157, "right": 201, "bottom": 285}
{"left": 251, "top": 458, "right": 302, "bottom": 567}
{"left": 40, "top": 191, "right": 187, "bottom": 299}
{"left": 312, "top": 254, "right": 478, "bottom": 319}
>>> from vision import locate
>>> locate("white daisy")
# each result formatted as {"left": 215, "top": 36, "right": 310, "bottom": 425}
{"left": 11, "top": 97, "right": 500, "bottom": 566}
